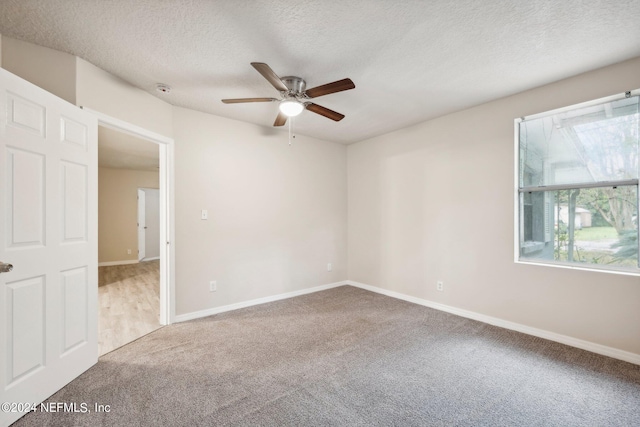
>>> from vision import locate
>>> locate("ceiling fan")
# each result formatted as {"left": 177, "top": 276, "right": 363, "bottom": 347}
{"left": 222, "top": 62, "right": 355, "bottom": 127}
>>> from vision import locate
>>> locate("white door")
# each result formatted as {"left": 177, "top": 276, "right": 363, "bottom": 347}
{"left": 0, "top": 69, "right": 98, "bottom": 426}
{"left": 137, "top": 188, "right": 146, "bottom": 261}
{"left": 143, "top": 189, "right": 160, "bottom": 260}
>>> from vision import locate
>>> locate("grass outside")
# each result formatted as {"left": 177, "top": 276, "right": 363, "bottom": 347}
{"left": 556, "top": 249, "right": 637, "bottom": 267}
{"left": 574, "top": 226, "right": 618, "bottom": 241}
{"left": 557, "top": 226, "right": 637, "bottom": 266}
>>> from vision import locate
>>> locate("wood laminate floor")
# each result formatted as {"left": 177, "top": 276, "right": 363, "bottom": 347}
{"left": 98, "top": 260, "right": 161, "bottom": 356}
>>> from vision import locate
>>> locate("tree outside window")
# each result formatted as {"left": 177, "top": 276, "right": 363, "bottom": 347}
{"left": 517, "top": 94, "right": 639, "bottom": 273}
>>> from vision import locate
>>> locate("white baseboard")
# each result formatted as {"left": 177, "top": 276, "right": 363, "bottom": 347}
{"left": 98, "top": 260, "right": 139, "bottom": 267}
{"left": 347, "top": 280, "right": 640, "bottom": 366}
{"left": 174, "top": 281, "right": 348, "bottom": 323}
{"left": 172, "top": 278, "right": 640, "bottom": 365}
{"left": 141, "top": 256, "right": 160, "bottom": 262}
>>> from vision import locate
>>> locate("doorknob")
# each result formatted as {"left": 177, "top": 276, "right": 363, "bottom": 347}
{"left": 0, "top": 262, "right": 13, "bottom": 273}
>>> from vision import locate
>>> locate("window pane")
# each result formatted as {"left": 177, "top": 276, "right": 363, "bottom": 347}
{"left": 520, "top": 96, "right": 639, "bottom": 187}
{"left": 520, "top": 186, "right": 638, "bottom": 269}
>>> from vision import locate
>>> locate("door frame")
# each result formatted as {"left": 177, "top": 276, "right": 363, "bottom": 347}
{"left": 86, "top": 108, "right": 175, "bottom": 325}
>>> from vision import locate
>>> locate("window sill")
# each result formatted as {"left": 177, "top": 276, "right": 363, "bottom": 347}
{"left": 515, "top": 258, "right": 640, "bottom": 277}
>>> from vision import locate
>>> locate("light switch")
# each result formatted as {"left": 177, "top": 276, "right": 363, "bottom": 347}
{"left": 201, "top": 209, "right": 208, "bottom": 220}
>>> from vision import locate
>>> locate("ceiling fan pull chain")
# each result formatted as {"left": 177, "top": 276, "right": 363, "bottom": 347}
{"left": 288, "top": 117, "right": 296, "bottom": 146}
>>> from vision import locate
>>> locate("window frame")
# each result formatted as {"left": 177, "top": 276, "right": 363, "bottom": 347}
{"left": 514, "top": 89, "right": 640, "bottom": 276}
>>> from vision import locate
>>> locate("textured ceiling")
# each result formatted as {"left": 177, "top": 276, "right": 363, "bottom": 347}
{"left": 1, "top": 0, "right": 640, "bottom": 144}
{"left": 98, "top": 126, "right": 159, "bottom": 171}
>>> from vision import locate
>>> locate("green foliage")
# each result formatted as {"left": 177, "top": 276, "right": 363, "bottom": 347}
{"left": 589, "top": 211, "right": 610, "bottom": 227}
{"left": 554, "top": 225, "right": 637, "bottom": 266}
{"left": 611, "top": 230, "right": 638, "bottom": 260}
{"left": 576, "top": 187, "right": 637, "bottom": 234}
{"left": 554, "top": 222, "right": 568, "bottom": 260}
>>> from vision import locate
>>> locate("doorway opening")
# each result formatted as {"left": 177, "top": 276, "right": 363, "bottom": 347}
{"left": 89, "top": 109, "right": 174, "bottom": 356}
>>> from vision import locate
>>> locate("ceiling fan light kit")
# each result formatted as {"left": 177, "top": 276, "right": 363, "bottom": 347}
{"left": 279, "top": 100, "right": 304, "bottom": 117}
{"left": 222, "top": 62, "right": 355, "bottom": 127}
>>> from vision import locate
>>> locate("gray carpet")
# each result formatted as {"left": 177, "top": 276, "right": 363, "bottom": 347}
{"left": 12, "top": 286, "right": 640, "bottom": 426}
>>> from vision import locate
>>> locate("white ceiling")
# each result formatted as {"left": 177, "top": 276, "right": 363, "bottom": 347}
{"left": 98, "top": 126, "right": 159, "bottom": 171}
{"left": 1, "top": 0, "right": 639, "bottom": 144}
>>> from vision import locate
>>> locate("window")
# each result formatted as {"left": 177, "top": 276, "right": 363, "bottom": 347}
{"left": 515, "top": 92, "right": 639, "bottom": 274}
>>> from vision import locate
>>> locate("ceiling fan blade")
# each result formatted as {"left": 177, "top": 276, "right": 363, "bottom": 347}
{"left": 251, "top": 62, "right": 289, "bottom": 92}
{"left": 305, "top": 78, "right": 355, "bottom": 98}
{"left": 221, "top": 97, "right": 277, "bottom": 104}
{"left": 306, "top": 103, "right": 345, "bottom": 121}
{"left": 273, "top": 111, "right": 288, "bottom": 127}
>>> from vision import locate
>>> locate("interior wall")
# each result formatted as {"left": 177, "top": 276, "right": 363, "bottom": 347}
{"left": 4, "top": 37, "right": 347, "bottom": 319}
{"left": 6, "top": 36, "right": 636, "bottom": 357}
{"left": 173, "top": 107, "right": 348, "bottom": 315}
{"left": 0, "top": 36, "right": 76, "bottom": 103}
{"left": 99, "top": 167, "right": 159, "bottom": 264}
{"left": 75, "top": 58, "right": 173, "bottom": 138}
{"left": 347, "top": 56, "right": 640, "bottom": 356}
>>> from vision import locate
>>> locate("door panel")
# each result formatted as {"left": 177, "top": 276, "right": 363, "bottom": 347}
{"left": 0, "top": 68, "right": 98, "bottom": 426}
{"left": 7, "top": 92, "right": 46, "bottom": 137}
{"left": 137, "top": 188, "right": 146, "bottom": 261}
{"left": 144, "top": 189, "right": 160, "bottom": 259}
{"left": 60, "top": 116, "right": 88, "bottom": 150}
{"left": 61, "top": 161, "right": 88, "bottom": 243}
{"left": 61, "top": 267, "right": 88, "bottom": 353}
{"left": 6, "top": 148, "right": 46, "bottom": 248}
{"left": 6, "top": 275, "right": 45, "bottom": 384}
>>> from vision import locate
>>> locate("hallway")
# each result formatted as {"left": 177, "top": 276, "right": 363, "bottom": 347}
{"left": 98, "top": 260, "right": 161, "bottom": 355}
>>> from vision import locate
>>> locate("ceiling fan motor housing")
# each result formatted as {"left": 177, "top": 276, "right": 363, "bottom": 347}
{"left": 280, "top": 76, "right": 306, "bottom": 95}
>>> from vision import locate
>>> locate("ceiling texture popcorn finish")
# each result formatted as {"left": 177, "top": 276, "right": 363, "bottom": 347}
{"left": 1, "top": 0, "right": 639, "bottom": 144}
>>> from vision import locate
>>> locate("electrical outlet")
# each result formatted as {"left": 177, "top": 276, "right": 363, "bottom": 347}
{"left": 209, "top": 280, "right": 217, "bottom": 292}
{"left": 127, "top": 249, "right": 131, "bottom": 255}
{"left": 437, "top": 281, "right": 444, "bottom": 291}
{"left": 327, "top": 263, "right": 332, "bottom": 271}
{"left": 201, "top": 209, "right": 208, "bottom": 220}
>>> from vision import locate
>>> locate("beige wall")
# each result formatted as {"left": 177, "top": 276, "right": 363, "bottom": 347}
{"left": 99, "top": 167, "right": 159, "bottom": 263}
{"left": 173, "top": 107, "right": 348, "bottom": 315}
{"left": 4, "top": 36, "right": 638, "bottom": 357}
{"left": 2, "top": 38, "right": 347, "bottom": 319}
{"left": 1, "top": 36, "right": 76, "bottom": 103}
{"left": 0, "top": 37, "right": 172, "bottom": 138}
{"left": 347, "top": 57, "right": 640, "bottom": 356}
{"left": 76, "top": 58, "right": 173, "bottom": 138}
